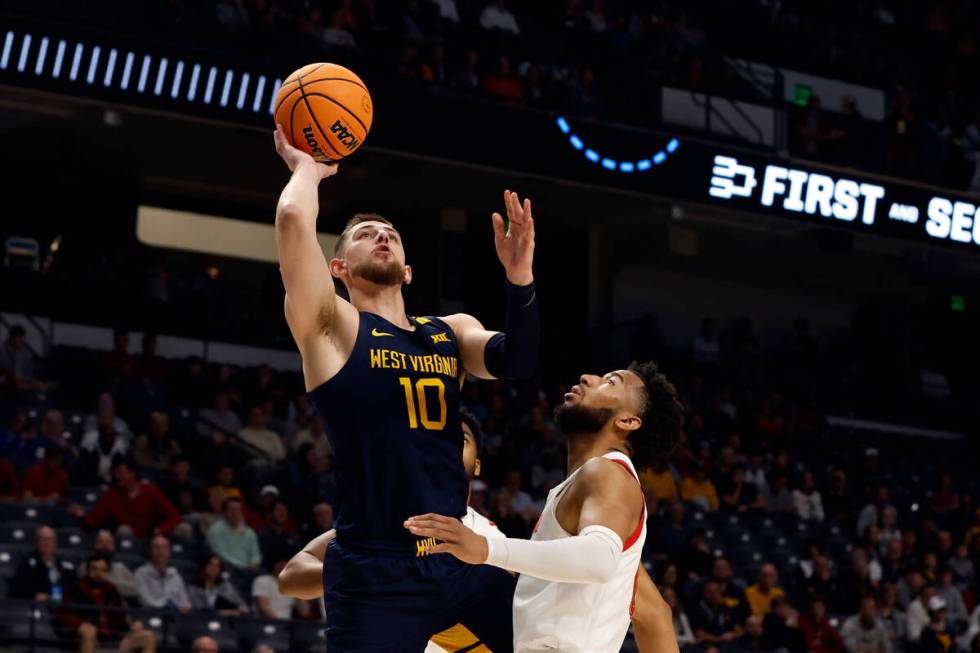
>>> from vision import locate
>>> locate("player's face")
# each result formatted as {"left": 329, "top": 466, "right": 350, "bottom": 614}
{"left": 342, "top": 222, "right": 409, "bottom": 286}
{"left": 555, "top": 369, "right": 644, "bottom": 434}
{"left": 461, "top": 421, "right": 480, "bottom": 479}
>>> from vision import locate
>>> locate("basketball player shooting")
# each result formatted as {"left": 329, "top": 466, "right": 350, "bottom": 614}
{"left": 406, "top": 362, "right": 683, "bottom": 653}
{"left": 273, "top": 124, "right": 539, "bottom": 652}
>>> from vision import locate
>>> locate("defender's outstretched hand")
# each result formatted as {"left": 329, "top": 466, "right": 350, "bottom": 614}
{"left": 493, "top": 189, "right": 535, "bottom": 286}
{"left": 405, "top": 513, "right": 489, "bottom": 565}
{"left": 274, "top": 124, "right": 338, "bottom": 179}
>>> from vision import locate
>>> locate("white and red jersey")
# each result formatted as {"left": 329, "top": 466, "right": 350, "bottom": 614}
{"left": 512, "top": 451, "right": 646, "bottom": 653}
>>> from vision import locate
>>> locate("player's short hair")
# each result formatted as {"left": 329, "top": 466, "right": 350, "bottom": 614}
{"left": 334, "top": 213, "right": 395, "bottom": 256}
{"left": 626, "top": 361, "right": 683, "bottom": 469}
{"left": 459, "top": 408, "right": 483, "bottom": 457}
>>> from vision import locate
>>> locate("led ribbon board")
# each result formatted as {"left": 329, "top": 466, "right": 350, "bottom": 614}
{"left": 556, "top": 116, "right": 679, "bottom": 173}
{"left": 0, "top": 28, "right": 282, "bottom": 120}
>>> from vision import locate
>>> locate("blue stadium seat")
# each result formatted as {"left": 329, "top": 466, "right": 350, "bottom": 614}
{"left": 129, "top": 608, "right": 181, "bottom": 649}
{"left": 173, "top": 614, "right": 238, "bottom": 650}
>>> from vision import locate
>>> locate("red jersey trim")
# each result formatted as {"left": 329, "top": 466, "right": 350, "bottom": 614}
{"left": 609, "top": 458, "right": 646, "bottom": 551}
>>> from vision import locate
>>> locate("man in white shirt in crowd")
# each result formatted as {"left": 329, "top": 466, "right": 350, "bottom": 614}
{"left": 238, "top": 405, "right": 286, "bottom": 462}
{"left": 134, "top": 535, "right": 191, "bottom": 612}
{"left": 479, "top": 0, "right": 519, "bottom": 34}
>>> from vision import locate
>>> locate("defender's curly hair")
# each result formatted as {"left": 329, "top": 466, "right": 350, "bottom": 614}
{"left": 626, "top": 360, "right": 683, "bottom": 468}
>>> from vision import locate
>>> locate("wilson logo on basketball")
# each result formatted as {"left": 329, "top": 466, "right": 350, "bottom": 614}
{"left": 330, "top": 120, "right": 361, "bottom": 151}
{"left": 301, "top": 126, "right": 330, "bottom": 162}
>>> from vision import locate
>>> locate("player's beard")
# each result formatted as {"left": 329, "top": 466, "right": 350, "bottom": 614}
{"left": 349, "top": 259, "right": 406, "bottom": 286}
{"left": 554, "top": 403, "right": 614, "bottom": 436}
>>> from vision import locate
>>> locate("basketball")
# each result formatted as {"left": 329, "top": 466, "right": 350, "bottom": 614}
{"left": 274, "top": 63, "right": 373, "bottom": 163}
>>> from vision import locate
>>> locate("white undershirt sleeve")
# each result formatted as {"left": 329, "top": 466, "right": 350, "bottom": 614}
{"left": 483, "top": 525, "right": 623, "bottom": 584}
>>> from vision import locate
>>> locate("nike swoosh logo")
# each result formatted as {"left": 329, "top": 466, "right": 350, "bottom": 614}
{"left": 371, "top": 328, "right": 394, "bottom": 337}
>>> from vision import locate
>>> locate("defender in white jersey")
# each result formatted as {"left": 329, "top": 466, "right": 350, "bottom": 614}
{"left": 406, "top": 361, "right": 683, "bottom": 653}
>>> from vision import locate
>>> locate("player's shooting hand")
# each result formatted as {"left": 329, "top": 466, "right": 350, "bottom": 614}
{"left": 274, "top": 124, "right": 338, "bottom": 180}
{"left": 404, "top": 514, "right": 489, "bottom": 565}
{"left": 492, "top": 190, "right": 535, "bottom": 286}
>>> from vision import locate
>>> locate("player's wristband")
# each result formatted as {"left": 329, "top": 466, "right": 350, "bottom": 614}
{"left": 483, "top": 281, "right": 539, "bottom": 379}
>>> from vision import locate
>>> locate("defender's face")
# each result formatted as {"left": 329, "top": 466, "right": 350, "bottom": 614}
{"left": 563, "top": 369, "right": 644, "bottom": 414}
{"left": 341, "top": 222, "right": 409, "bottom": 285}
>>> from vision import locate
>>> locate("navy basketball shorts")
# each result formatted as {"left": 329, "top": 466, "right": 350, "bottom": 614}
{"left": 323, "top": 538, "right": 516, "bottom": 653}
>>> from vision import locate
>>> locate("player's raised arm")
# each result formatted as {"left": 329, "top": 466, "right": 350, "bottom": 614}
{"left": 443, "top": 190, "right": 539, "bottom": 380}
{"left": 277, "top": 528, "right": 335, "bottom": 599}
{"left": 273, "top": 125, "right": 350, "bottom": 348}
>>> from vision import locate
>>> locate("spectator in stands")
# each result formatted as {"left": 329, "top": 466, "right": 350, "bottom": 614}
{"left": 104, "top": 329, "right": 133, "bottom": 379}
{"left": 133, "top": 411, "right": 182, "bottom": 474}
{"left": 78, "top": 414, "right": 131, "bottom": 484}
{"left": 878, "top": 506, "right": 901, "bottom": 556}
{"left": 57, "top": 553, "right": 156, "bottom": 653}
{"left": 452, "top": 48, "right": 482, "bottom": 93}
{"left": 192, "top": 636, "right": 220, "bottom": 653}
{"left": 158, "top": 456, "right": 207, "bottom": 517}
{"left": 719, "top": 463, "right": 766, "bottom": 513}
{"left": 878, "top": 583, "right": 906, "bottom": 653}
{"left": 199, "top": 390, "right": 242, "bottom": 438}
{"left": 737, "top": 614, "right": 765, "bottom": 651}
{"left": 800, "top": 596, "right": 845, "bottom": 653}
{"left": 842, "top": 596, "right": 892, "bottom": 653}
{"left": 768, "top": 470, "right": 796, "bottom": 514}
{"left": 692, "top": 318, "right": 721, "bottom": 366}
{"left": 38, "top": 409, "right": 76, "bottom": 465}
{"left": 479, "top": 0, "right": 519, "bottom": 34}
{"left": 10, "top": 525, "right": 76, "bottom": 601}
{"left": 936, "top": 567, "right": 967, "bottom": 627}
{"left": 72, "top": 458, "right": 183, "bottom": 539}
{"left": 825, "top": 469, "right": 856, "bottom": 523}
{"left": 961, "top": 606, "right": 980, "bottom": 653}
{"left": 207, "top": 465, "right": 247, "bottom": 515}
{"left": 0, "top": 324, "right": 43, "bottom": 391}
{"left": 690, "top": 579, "right": 743, "bottom": 649}
{"left": 896, "top": 568, "right": 925, "bottom": 610}
{"left": 89, "top": 529, "right": 138, "bottom": 599}
{"left": 259, "top": 500, "right": 301, "bottom": 566}
{"left": 918, "top": 597, "right": 952, "bottom": 653}
{"left": 640, "top": 456, "right": 679, "bottom": 503}
{"left": 835, "top": 548, "right": 879, "bottom": 616}
{"left": 485, "top": 56, "right": 522, "bottom": 102}
{"left": 745, "top": 564, "right": 785, "bottom": 616}
{"left": 499, "top": 469, "right": 536, "bottom": 523}
{"left": 663, "top": 586, "right": 695, "bottom": 648}
{"left": 134, "top": 535, "right": 191, "bottom": 611}
{"left": 948, "top": 544, "right": 975, "bottom": 591}
{"left": 657, "top": 501, "right": 690, "bottom": 559}
{"left": 929, "top": 474, "right": 959, "bottom": 518}
{"left": 23, "top": 445, "right": 69, "bottom": 500}
{"left": 706, "top": 556, "right": 749, "bottom": 619}
{"left": 238, "top": 405, "right": 286, "bottom": 462}
{"left": 2, "top": 410, "right": 47, "bottom": 470}
{"left": 188, "top": 555, "right": 247, "bottom": 615}
{"left": 207, "top": 497, "right": 261, "bottom": 570}
{"left": 681, "top": 463, "right": 719, "bottom": 511}
{"left": 303, "top": 502, "right": 334, "bottom": 542}
{"left": 82, "top": 392, "right": 132, "bottom": 440}
{"left": 252, "top": 558, "right": 310, "bottom": 620}
{"left": 907, "top": 583, "right": 939, "bottom": 643}
{"left": 762, "top": 597, "right": 808, "bottom": 652}
{"left": 291, "top": 414, "right": 330, "bottom": 459}
{"left": 858, "top": 485, "right": 895, "bottom": 539}
{"left": 793, "top": 469, "right": 825, "bottom": 522}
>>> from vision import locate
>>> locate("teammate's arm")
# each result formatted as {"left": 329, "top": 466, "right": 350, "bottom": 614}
{"left": 277, "top": 528, "right": 335, "bottom": 599}
{"left": 405, "top": 459, "right": 643, "bottom": 583}
{"left": 273, "top": 125, "right": 355, "bottom": 348}
{"left": 442, "top": 190, "right": 538, "bottom": 380}
{"left": 631, "top": 565, "right": 679, "bottom": 653}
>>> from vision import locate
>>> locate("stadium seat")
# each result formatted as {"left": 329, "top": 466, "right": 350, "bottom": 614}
{"left": 129, "top": 608, "right": 181, "bottom": 649}
{"left": 291, "top": 618, "right": 328, "bottom": 653}
{"left": 236, "top": 617, "right": 293, "bottom": 652}
{"left": 173, "top": 614, "right": 238, "bottom": 650}
{"left": 66, "top": 486, "right": 103, "bottom": 508}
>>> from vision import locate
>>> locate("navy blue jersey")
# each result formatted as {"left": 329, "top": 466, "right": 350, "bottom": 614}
{"left": 308, "top": 312, "right": 467, "bottom": 545}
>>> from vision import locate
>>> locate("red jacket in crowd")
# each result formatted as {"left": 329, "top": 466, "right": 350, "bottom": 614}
{"left": 83, "top": 481, "right": 181, "bottom": 537}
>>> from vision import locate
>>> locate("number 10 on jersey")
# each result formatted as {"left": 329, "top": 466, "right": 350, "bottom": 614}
{"left": 399, "top": 377, "right": 447, "bottom": 430}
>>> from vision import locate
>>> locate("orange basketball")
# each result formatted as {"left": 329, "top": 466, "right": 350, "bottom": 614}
{"left": 274, "top": 63, "right": 373, "bottom": 163}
